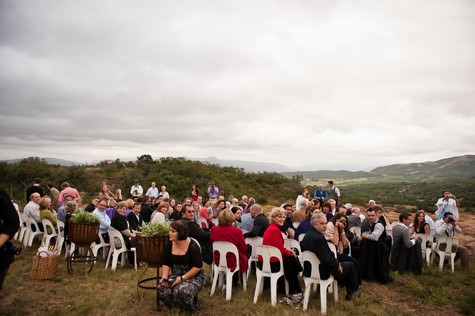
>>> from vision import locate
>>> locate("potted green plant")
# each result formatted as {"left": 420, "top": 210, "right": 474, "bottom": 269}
{"left": 136, "top": 222, "right": 170, "bottom": 267}
{"left": 69, "top": 212, "right": 100, "bottom": 247}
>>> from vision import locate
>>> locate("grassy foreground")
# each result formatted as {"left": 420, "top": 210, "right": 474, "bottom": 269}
{"left": 1, "top": 242, "right": 474, "bottom": 316}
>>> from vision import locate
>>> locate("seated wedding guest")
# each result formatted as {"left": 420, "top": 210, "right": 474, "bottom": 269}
{"left": 210, "top": 209, "right": 248, "bottom": 284}
{"left": 243, "top": 204, "right": 269, "bottom": 238}
{"left": 151, "top": 202, "right": 169, "bottom": 224}
{"left": 127, "top": 202, "right": 143, "bottom": 231}
{"left": 260, "top": 208, "right": 303, "bottom": 307}
{"left": 230, "top": 206, "right": 242, "bottom": 227}
{"left": 93, "top": 198, "right": 111, "bottom": 242}
{"left": 111, "top": 201, "right": 137, "bottom": 264}
{"left": 84, "top": 197, "right": 99, "bottom": 213}
{"left": 39, "top": 196, "right": 57, "bottom": 235}
{"left": 280, "top": 203, "right": 295, "bottom": 239}
{"left": 390, "top": 213, "right": 422, "bottom": 275}
{"left": 158, "top": 221, "right": 206, "bottom": 311}
{"left": 236, "top": 211, "right": 254, "bottom": 232}
{"left": 169, "top": 202, "right": 182, "bottom": 221}
{"left": 199, "top": 205, "right": 213, "bottom": 227}
{"left": 359, "top": 207, "right": 391, "bottom": 284}
{"left": 348, "top": 207, "right": 362, "bottom": 229}
{"left": 294, "top": 206, "right": 314, "bottom": 241}
{"left": 434, "top": 212, "right": 470, "bottom": 270}
{"left": 24, "top": 192, "right": 42, "bottom": 226}
{"left": 180, "top": 204, "right": 212, "bottom": 264}
{"left": 410, "top": 209, "right": 430, "bottom": 235}
{"left": 140, "top": 197, "right": 154, "bottom": 223}
{"left": 63, "top": 201, "right": 78, "bottom": 243}
{"left": 301, "top": 213, "right": 360, "bottom": 300}
{"left": 322, "top": 202, "right": 333, "bottom": 222}
{"left": 57, "top": 194, "right": 74, "bottom": 223}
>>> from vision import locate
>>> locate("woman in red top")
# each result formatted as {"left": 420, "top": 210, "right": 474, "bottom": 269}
{"left": 210, "top": 209, "right": 248, "bottom": 275}
{"left": 261, "top": 208, "right": 303, "bottom": 306}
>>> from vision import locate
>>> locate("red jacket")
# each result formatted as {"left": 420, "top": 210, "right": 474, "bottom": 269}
{"left": 210, "top": 225, "right": 248, "bottom": 272}
{"left": 262, "top": 223, "right": 290, "bottom": 262}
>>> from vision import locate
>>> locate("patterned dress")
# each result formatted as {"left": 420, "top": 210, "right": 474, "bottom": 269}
{"left": 157, "top": 239, "right": 206, "bottom": 310}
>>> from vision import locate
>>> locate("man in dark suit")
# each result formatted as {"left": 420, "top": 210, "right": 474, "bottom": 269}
{"left": 180, "top": 204, "right": 212, "bottom": 264}
{"left": 390, "top": 213, "right": 422, "bottom": 274}
{"left": 300, "top": 213, "right": 360, "bottom": 300}
{"left": 243, "top": 204, "right": 269, "bottom": 238}
{"left": 127, "top": 202, "right": 143, "bottom": 231}
{"left": 25, "top": 178, "right": 44, "bottom": 203}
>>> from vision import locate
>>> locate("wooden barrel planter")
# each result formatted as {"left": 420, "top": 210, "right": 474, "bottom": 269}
{"left": 69, "top": 222, "right": 100, "bottom": 247}
{"left": 136, "top": 235, "right": 169, "bottom": 268}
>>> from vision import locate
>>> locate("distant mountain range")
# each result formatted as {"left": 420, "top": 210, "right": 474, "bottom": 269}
{"left": 283, "top": 155, "right": 475, "bottom": 182}
{"left": 191, "top": 156, "right": 292, "bottom": 173}
{"left": 2, "top": 157, "right": 81, "bottom": 166}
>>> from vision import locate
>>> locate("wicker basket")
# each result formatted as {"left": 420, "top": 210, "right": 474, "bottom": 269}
{"left": 136, "top": 235, "right": 169, "bottom": 267}
{"left": 31, "top": 251, "right": 58, "bottom": 280}
{"left": 69, "top": 222, "right": 100, "bottom": 247}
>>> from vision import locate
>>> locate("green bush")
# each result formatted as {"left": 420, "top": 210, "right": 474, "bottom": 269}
{"left": 70, "top": 211, "right": 100, "bottom": 224}
{"left": 140, "top": 222, "right": 170, "bottom": 237}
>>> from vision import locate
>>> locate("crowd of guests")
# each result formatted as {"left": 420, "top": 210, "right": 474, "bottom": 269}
{"left": 18, "top": 178, "right": 471, "bottom": 311}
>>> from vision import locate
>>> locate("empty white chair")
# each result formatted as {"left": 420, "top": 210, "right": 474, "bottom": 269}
{"left": 24, "top": 216, "right": 44, "bottom": 247}
{"left": 41, "top": 219, "right": 58, "bottom": 247}
{"left": 210, "top": 241, "right": 247, "bottom": 300}
{"left": 301, "top": 251, "right": 339, "bottom": 314}
{"left": 91, "top": 232, "right": 110, "bottom": 260}
{"left": 105, "top": 228, "right": 137, "bottom": 271}
{"left": 435, "top": 237, "right": 458, "bottom": 272}
{"left": 197, "top": 217, "right": 209, "bottom": 229}
{"left": 245, "top": 237, "right": 263, "bottom": 280}
{"left": 253, "top": 245, "right": 289, "bottom": 306}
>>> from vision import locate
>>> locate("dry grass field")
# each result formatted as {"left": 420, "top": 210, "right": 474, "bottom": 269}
{"left": 1, "top": 214, "right": 475, "bottom": 316}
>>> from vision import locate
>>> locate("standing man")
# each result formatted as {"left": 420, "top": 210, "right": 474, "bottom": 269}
{"left": 145, "top": 182, "right": 159, "bottom": 200}
{"left": 58, "top": 182, "right": 80, "bottom": 206}
{"left": 26, "top": 178, "right": 44, "bottom": 203}
{"left": 0, "top": 189, "right": 20, "bottom": 291}
{"left": 130, "top": 180, "right": 143, "bottom": 200}
{"left": 207, "top": 182, "right": 219, "bottom": 205}
{"left": 328, "top": 180, "right": 340, "bottom": 207}
{"left": 435, "top": 190, "right": 460, "bottom": 220}
{"left": 313, "top": 184, "right": 328, "bottom": 205}
{"left": 159, "top": 186, "right": 169, "bottom": 199}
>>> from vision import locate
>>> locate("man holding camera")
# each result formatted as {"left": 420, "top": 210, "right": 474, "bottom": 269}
{"left": 435, "top": 191, "right": 459, "bottom": 220}
{"left": 434, "top": 212, "right": 469, "bottom": 270}
{"left": 0, "top": 189, "right": 20, "bottom": 291}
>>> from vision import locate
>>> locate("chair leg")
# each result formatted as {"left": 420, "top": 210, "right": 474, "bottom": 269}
{"left": 333, "top": 280, "right": 338, "bottom": 302}
{"left": 320, "top": 283, "right": 328, "bottom": 315}
{"left": 303, "top": 283, "right": 311, "bottom": 311}
{"left": 210, "top": 266, "right": 219, "bottom": 296}
{"left": 450, "top": 254, "right": 455, "bottom": 273}
{"left": 105, "top": 248, "right": 112, "bottom": 269}
{"left": 270, "top": 277, "right": 278, "bottom": 306}
{"left": 242, "top": 272, "right": 247, "bottom": 291}
{"left": 225, "top": 271, "right": 233, "bottom": 300}
{"left": 438, "top": 252, "right": 444, "bottom": 271}
{"left": 253, "top": 275, "right": 262, "bottom": 304}
{"left": 112, "top": 252, "right": 119, "bottom": 271}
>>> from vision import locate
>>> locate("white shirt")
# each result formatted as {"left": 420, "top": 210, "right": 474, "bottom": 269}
{"left": 366, "top": 222, "right": 385, "bottom": 241}
{"left": 435, "top": 197, "right": 459, "bottom": 220}
{"left": 130, "top": 184, "right": 143, "bottom": 197}
{"left": 159, "top": 191, "right": 170, "bottom": 199}
{"left": 24, "top": 201, "right": 40, "bottom": 223}
{"left": 434, "top": 219, "right": 462, "bottom": 240}
{"left": 145, "top": 186, "right": 159, "bottom": 198}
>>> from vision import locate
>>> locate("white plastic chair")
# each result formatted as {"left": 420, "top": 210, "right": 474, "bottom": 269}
{"left": 253, "top": 245, "right": 289, "bottom": 306}
{"left": 14, "top": 206, "right": 26, "bottom": 242}
{"left": 284, "top": 238, "right": 302, "bottom": 257}
{"left": 91, "top": 232, "right": 110, "bottom": 260}
{"left": 298, "top": 233, "right": 306, "bottom": 243}
{"left": 197, "top": 217, "right": 209, "bottom": 229}
{"left": 24, "top": 216, "right": 44, "bottom": 247}
{"left": 55, "top": 221, "right": 68, "bottom": 256}
{"left": 245, "top": 237, "right": 263, "bottom": 281}
{"left": 210, "top": 241, "right": 247, "bottom": 300}
{"left": 416, "top": 233, "right": 434, "bottom": 266}
{"left": 301, "top": 251, "right": 339, "bottom": 314}
{"left": 105, "top": 228, "right": 137, "bottom": 271}
{"left": 41, "top": 219, "right": 58, "bottom": 247}
{"left": 435, "top": 237, "right": 459, "bottom": 272}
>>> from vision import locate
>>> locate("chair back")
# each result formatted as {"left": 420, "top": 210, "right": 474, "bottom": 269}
{"left": 245, "top": 237, "right": 263, "bottom": 261}
{"left": 41, "top": 219, "right": 58, "bottom": 236}
{"left": 189, "top": 237, "right": 202, "bottom": 253}
{"left": 284, "top": 238, "right": 302, "bottom": 256}
{"left": 301, "top": 250, "right": 324, "bottom": 280}
{"left": 212, "top": 241, "right": 240, "bottom": 271}
{"left": 197, "top": 217, "right": 209, "bottom": 229}
{"left": 416, "top": 233, "right": 430, "bottom": 252}
{"left": 298, "top": 233, "right": 306, "bottom": 243}
{"left": 256, "top": 245, "right": 284, "bottom": 275}
{"left": 437, "top": 237, "right": 459, "bottom": 255}
{"left": 327, "top": 242, "right": 337, "bottom": 258}
{"left": 108, "top": 227, "right": 127, "bottom": 252}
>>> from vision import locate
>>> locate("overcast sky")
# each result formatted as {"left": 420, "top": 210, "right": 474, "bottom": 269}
{"left": 0, "top": 0, "right": 474, "bottom": 171}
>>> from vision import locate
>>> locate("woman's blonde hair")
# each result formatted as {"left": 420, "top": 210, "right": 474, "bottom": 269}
{"left": 218, "top": 209, "right": 235, "bottom": 226}
{"left": 117, "top": 201, "right": 128, "bottom": 209}
{"left": 38, "top": 196, "right": 51, "bottom": 210}
{"left": 269, "top": 207, "right": 286, "bottom": 220}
